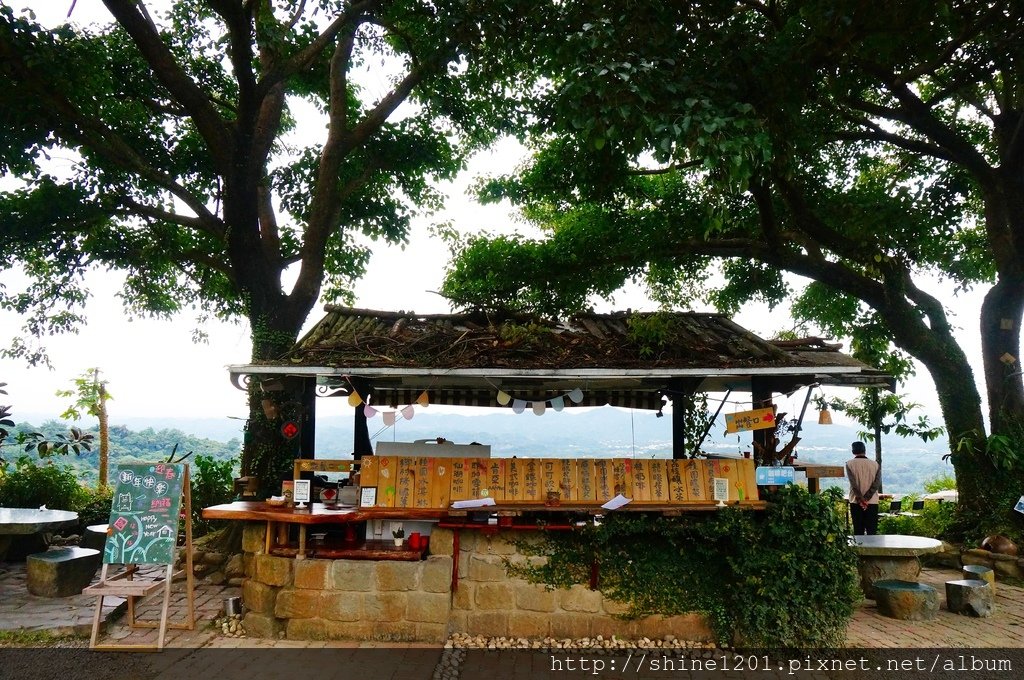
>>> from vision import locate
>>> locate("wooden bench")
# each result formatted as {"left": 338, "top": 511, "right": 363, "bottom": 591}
{"left": 946, "top": 578, "right": 994, "bottom": 617}
{"left": 874, "top": 580, "right": 938, "bottom": 620}
{"left": 26, "top": 547, "right": 101, "bottom": 597}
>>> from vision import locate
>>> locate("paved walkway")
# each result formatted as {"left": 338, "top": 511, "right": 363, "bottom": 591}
{"left": 2, "top": 562, "right": 1022, "bottom": 649}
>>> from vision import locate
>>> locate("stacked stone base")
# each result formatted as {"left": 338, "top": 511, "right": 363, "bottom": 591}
{"left": 238, "top": 523, "right": 714, "bottom": 643}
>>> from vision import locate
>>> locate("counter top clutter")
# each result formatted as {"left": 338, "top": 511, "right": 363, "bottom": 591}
{"left": 204, "top": 456, "right": 767, "bottom": 559}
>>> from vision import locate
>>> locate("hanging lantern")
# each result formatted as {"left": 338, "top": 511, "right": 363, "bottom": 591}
{"left": 348, "top": 391, "right": 363, "bottom": 407}
{"left": 512, "top": 399, "right": 527, "bottom": 414}
{"left": 383, "top": 411, "right": 396, "bottom": 426}
{"left": 567, "top": 387, "right": 584, "bottom": 404}
{"left": 818, "top": 403, "right": 833, "bottom": 425}
{"left": 496, "top": 390, "right": 512, "bottom": 406}
{"left": 363, "top": 404, "right": 378, "bottom": 419}
{"left": 417, "top": 391, "right": 430, "bottom": 407}
{"left": 401, "top": 405, "right": 415, "bottom": 420}
{"left": 532, "top": 401, "right": 546, "bottom": 416}
{"left": 550, "top": 396, "right": 565, "bottom": 412}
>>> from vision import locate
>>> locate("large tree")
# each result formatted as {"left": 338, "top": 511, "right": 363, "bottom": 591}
{"left": 0, "top": 0, "right": 539, "bottom": 488}
{"left": 440, "top": 0, "right": 1024, "bottom": 535}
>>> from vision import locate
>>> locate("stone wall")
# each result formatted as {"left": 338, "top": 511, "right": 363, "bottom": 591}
{"left": 961, "top": 548, "right": 1024, "bottom": 580}
{"left": 237, "top": 523, "right": 713, "bottom": 643}
{"left": 239, "top": 523, "right": 453, "bottom": 642}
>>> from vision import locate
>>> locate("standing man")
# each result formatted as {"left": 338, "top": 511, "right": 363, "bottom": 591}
{"left": 846, "top": 441, "right": 881, "bottom": 535}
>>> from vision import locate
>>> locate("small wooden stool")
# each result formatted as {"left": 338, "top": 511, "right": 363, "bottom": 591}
{"left": 874, "top": 580, "right": 938, "bottom": 620}
{"left": 962, "top": 564, "right": 995, "bottom": 590}
{"left": 26, "top": 547, "right": 101, "bottom": 597}
{"left": 946, "top": 579, "right": 994, "bottom": 617}
{"left": 80, "top": 524, "right": 109, "bottom": 552}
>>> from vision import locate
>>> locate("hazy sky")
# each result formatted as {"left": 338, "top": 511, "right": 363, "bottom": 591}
{"left": 0, "top": 1, "right": 988, "bottom": 435}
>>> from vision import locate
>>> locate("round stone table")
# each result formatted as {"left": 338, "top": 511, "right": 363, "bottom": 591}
{"left": 849, "top": 534, "right": 942, "bottom": 599}
{"left": 0, "top": 508, "right": 79, "bottom": 562}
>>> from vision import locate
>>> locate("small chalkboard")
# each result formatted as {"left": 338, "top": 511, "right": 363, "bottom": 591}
{"left": 104, "top": 463, "right": 186, "bottom": 565}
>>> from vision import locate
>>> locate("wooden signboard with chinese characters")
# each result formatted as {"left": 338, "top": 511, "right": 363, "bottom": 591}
{"left": 394, "top": 457, "right": 415, "bottom": 508}
{"left": 576, "top": 458, "right": 596, "bottom": 502}
{"left": 485, "top": 458, "right": 507, "bottom": 503}
{"left": 412, "top": 457, "right": 432, "bottom": 509}
{"left": 449, "top": 458, "right": 471, "bottom": 502}
{"left": 362, "top": 456, "right": 759, "bottom": 509}
{"left": 86, "top": 463, "right": 195, "bottom": 651}
{"left": 593, "top": 459, "right": 615, "bottom": 501}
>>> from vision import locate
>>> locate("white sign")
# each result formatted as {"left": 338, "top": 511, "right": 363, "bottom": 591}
{"left": 360, "top": 487, "right": 377, "bottom": 507}
{"left": 713, "top": 477, "right": 730, "bottom": 505}
{"left": 292, "top": 479, "right": 311, "bottom": 504}
{"left": 601, "top": 494, "right": 632, "bottom": 511}
{"left": 1014, "top": 495, "right": 1024, "bottom": 515}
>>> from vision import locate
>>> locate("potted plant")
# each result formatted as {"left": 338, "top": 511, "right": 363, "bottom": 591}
{"left": 392, "top": 527, "right": 405, "bottom": 546}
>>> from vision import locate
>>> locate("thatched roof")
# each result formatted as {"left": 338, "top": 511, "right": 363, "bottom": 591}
{"left": 229, "top": 307, "right": 891, "bottom": 410}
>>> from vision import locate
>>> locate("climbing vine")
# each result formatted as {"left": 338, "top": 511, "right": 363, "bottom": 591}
{"left": 506, "top": 486, "right": 860, "bottom": 647}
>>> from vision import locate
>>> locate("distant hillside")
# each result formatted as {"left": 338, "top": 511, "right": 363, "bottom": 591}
{"left": 9, "top": 407, "right": 954, "bottom": 494}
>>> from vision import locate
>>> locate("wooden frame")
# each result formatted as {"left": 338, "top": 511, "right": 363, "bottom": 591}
{"left": 86, "top": 465, "right": 195, "bottom": 652}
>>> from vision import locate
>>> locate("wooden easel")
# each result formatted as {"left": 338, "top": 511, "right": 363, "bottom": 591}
{"left": 86, "top": 464, "right": 195, "bottom": 652}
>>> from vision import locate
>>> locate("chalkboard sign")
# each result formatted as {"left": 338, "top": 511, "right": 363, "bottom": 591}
{"left": 104, "top": 463, "right": 186, "bottom": 565}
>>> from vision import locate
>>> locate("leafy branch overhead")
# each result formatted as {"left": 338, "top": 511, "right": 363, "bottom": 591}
{"left": 0, "top": 1, "right": 547, "bottom": 488}
{"left": 441, "top": 0, "right": 1024, "bottom": 531}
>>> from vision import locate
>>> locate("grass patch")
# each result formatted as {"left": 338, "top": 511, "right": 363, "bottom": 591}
{"left": 0, "top": 629, "right": 85, "bottom": 647}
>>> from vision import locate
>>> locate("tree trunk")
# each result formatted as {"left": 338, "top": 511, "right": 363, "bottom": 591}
{"left": 873, "top": 421, "right": 882, "bottom": 494}
{"left": 98, "top": 383, "right": 109, "bottom": 491}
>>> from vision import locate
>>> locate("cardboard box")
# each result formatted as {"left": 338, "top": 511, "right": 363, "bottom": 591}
{"left": 376, "top": 440, "right": 490, "bottom": 458}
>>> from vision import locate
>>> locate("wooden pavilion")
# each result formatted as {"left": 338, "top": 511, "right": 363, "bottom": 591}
{"left": 228, "top": 306, "right": 892, "bottom": 463}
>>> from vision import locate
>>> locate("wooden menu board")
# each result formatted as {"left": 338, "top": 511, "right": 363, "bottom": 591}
{"left": 105, "top": 463, "right": 185, "bottom": 565}
{"left": 363, "top": 455, "right": 759, "bottom": 509}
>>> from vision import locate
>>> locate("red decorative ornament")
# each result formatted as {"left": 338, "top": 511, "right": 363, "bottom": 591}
{"left": 281, "top": 421, "right": 300, "bottom": 440}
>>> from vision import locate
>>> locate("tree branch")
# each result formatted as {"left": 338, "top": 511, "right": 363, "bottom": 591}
{"left": 101, "top": 0, "right": 232, "bottom": 172}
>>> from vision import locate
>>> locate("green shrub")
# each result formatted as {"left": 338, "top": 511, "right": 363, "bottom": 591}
{"left": 878, "top": 496, "right": 957, "bottom": 540}
{"left": 506, "top": 485, "right": 860, "bottom": 648}
{"left": 74, "top": 486, "right": 114, "bottom": 532}
{"left": 190, "top": 454, "right": 237, "bottom": 537}
{"left": 0, "top": 456, "right": 87, "bottom": 511}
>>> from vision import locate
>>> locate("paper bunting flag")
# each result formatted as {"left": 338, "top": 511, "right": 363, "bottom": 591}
{"left": 348, "top": 391, "right": 363, "bottom": 407}
{"left": 550, "top": 396, "right": 565, "bottom": 412}
{"left": 363, "top": 404, "right": 377, "bottom": 418}
{"left": 383, "top": 411, "right": 396, "bottom": 426}
{"left": 496, "top": 390, "right": 511, "bottom": 406}
{"left": 568, "top": 388, "right": 584, "bottom": 404}
{"left": 512, "top": 399, "right": 527, "bottom": 414}
{"left": 417, "top": 391, "right": 429, "bottom": 407}
{"left": 401, "top": 405, "right": 415, "bottom": 420}
{"left": 532, "top": 401, "right": 546, "bottom": 416}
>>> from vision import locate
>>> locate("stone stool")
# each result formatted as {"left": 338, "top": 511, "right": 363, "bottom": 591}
{"left": 874, "top": 580, "right": 938, "bottom": 620}
{"left": 946, "top": 579, "right": 994, "bottom": 617}
{"left": 26, "top": 547, "right": 101, "bottom": 597}
{"left": 80, "top": 524, "right": 109, "bottom": 552}
{"left": 962, "top": 564, "right": 995, "bottom": 591}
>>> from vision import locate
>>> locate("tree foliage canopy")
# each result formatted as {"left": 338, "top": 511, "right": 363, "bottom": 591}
{"left": 440, "top": 0, "right": 1024, "bottom": 532}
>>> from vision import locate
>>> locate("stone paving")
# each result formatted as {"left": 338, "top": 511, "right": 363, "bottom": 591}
{"left": 2, "top": 562, "right": 1022, "bottom": 650}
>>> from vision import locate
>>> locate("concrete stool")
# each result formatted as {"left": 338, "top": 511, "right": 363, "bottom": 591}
{"left": 26, "top": 547, "right": 101, "bottom": 597}
{"left": 946, "top": 579, "right": 994, "bottom": 617}
{"left": 80, "top": 524, "right": 109, "bottom": 552}
{"left": 962, "top": 564, "right": 995, "bottom": 590}
{"left": 874, "top": 580, "right": 938, "bottom": 620}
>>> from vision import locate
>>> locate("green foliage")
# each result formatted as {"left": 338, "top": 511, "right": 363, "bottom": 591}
{"left": 0, "top": 456, "right": 87, "bottom": 511}
{"left": 507, "top": 486, "right": 859, "bottom": 647}
{"left": 877, "top": 497, "right": 957, "bottom": 541}
{"left": 75, "top": 486, "right": 114, "bottom": 533}
{"left": 923, "top": 474, "right": 957, "bottom": 494}
{"left": 189, "top": 453, "right": 237, "bottom": 537}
